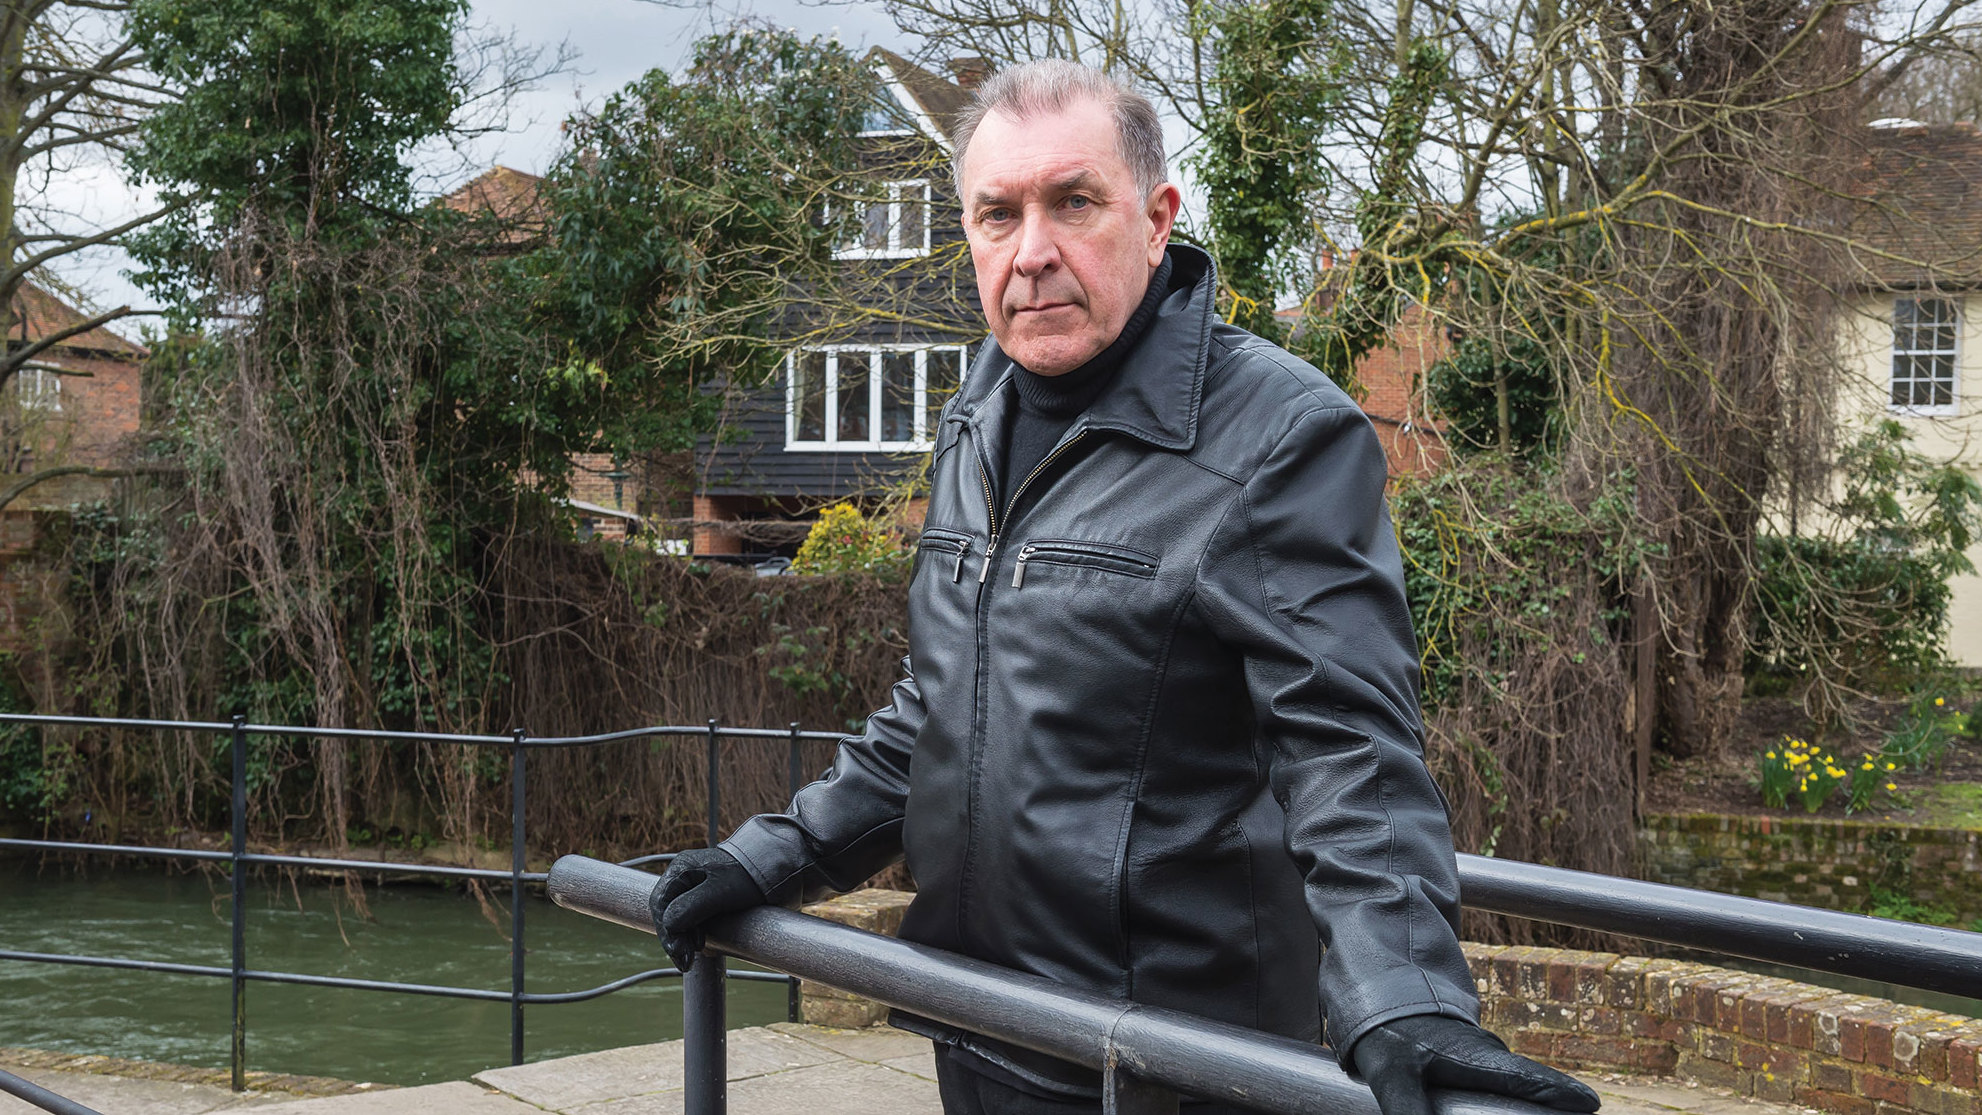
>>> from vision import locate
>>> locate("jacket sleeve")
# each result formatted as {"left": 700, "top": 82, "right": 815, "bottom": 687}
{"left": 1193, "top": 401, "right": 1478, "bottom": 1056}
{"left": 719, "top": 655, "right": 923, "bottom": 906}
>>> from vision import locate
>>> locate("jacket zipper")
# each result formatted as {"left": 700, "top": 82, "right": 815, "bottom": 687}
{"left": 917, "top": 532, "right": 972, "bottom": 583}
{"left": 960, "top": 424, "right": 1088, "bottom": 952}
{"left": 976, "top": 431, "right": 1087, "bottom": 583}
{"left": 1010, "top": 539, "right": 1157, "bottom": 588}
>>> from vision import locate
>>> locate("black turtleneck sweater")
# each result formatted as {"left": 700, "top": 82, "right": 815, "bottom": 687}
{"left": 999, "top": 254, "right": 1174, "bottom": 503}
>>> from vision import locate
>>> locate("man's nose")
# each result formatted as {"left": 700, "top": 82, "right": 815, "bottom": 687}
{"left": 1012, "top": 209, "right": 1060, "bottom": 276}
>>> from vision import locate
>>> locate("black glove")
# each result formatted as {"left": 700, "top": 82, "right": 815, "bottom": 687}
{"left": 1348, "top": 1015, "right": 1601, "bottom": 1115}
{"left": 649, "top": 847, "right": 766, "bottom": 972}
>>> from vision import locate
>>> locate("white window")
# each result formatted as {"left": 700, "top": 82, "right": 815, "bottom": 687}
{"left": 787, "top": 345, "right": 967, "bottom": 451}
{"left": 834, "top": 180, "right": 930, "bottom": 259}
{"left": 1892, "top": 297, "right": 1959, "bottom": 414}
{"left": 855, "top": 101, "right": 914, "bottom": 137}
{"left": 15, "top": 367, "right": 61, "bottom": 411}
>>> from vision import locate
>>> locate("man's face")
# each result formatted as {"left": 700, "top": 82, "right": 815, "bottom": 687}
{"left": 959, "top": 97, "right": 1182, "bottom": 376}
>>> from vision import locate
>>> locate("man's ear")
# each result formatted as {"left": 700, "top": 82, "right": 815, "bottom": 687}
{"left": 1145, "top": 183, "right": 1183, "bottom": 267}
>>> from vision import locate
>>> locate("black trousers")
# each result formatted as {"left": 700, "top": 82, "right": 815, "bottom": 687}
{"left": 932, "top": 1045, "right": 1258, "bottom": 1115}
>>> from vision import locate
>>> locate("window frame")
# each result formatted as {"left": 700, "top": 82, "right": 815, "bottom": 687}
{"left": 833, "top": 179, "right": 932, "bottom": 260}
{"left": 785, "top": 343, "right": 967, "bottom": 452}
{"left": 1890, "top": 296, "right": 1961, "bottom": 417}
{"left": 15, "top": 367, "right": 61, "bottom": 412}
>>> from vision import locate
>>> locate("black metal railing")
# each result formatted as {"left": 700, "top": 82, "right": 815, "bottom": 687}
{"left": 10, "top": 709, "right": 1982, "bottom": 1115}
{"left": 0, "top": 712, "right": 841, "bottom": 1092}
{"left": 546, "top": 851, "right": 1982, "bottom": 1115}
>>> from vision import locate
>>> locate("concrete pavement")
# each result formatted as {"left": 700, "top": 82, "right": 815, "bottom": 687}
{"left": 3, "top": 1025, "right": 1834, "bottom": 1115}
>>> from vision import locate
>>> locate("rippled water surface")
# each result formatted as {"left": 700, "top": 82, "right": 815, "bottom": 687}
{"left": 0, "top": 863, "right": 791, "bottom": 1085}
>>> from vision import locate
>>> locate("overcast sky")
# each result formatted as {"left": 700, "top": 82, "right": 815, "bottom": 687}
{"left": 44, "top": 0, "right": 910, "bottom": 332}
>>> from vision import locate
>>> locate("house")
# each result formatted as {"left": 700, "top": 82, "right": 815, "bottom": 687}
{"left": 0, "top": 281, "right": 147, "bottom": 643}
{"left": 1277, "top": 291, "right": 1454, "bottom": 480}
{"left": 451, "top": 52, "right": 1463, "bottom": 558}
{"left": 440, "top": 165, "right": 670, "bottom": 542}
{"left": 690, "top": 49, "right": 986, "bottom": 559}
{"left": 1, "top": 282, "right": 147, "bottom": 495}
{"left": 1829, "top": 121, "right": 1982, "bottom": 666}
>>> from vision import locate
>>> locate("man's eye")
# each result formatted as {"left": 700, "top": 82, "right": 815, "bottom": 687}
{"left": 983, "top": 207, "right": 1013, "bottom": 222}
{"left": 1065, "top": 195, "right": 1090, "bottom": 210}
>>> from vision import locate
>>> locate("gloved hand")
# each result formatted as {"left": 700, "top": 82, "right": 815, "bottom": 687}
{"left": 1348, "top": 1015, "right": 1601, "bottom": 1115}
{"left": 648, "top": 847, "right": 766, "bottom": 972}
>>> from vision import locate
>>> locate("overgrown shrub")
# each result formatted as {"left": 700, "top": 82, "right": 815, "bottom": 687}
{"left": 1392, "top": 460, "right": 1644, "bottom": 939}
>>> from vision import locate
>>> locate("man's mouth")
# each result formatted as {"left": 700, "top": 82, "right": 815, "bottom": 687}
{"left": 1012, "top": 302, "right": 1076, "bottom": 316}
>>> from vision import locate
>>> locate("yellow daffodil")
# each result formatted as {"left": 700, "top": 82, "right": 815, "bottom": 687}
{"left": 1935, "top": 697, "right": 1946, "bottom": 707}
{"left": 1886, "top": 782, "right": 1897, "bottom": 791}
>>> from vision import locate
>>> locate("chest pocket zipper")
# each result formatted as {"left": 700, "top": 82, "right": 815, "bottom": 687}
{"left": 916, "top": 529, "right": 975, "bottom": 583}
{"left": 1011, "top": 539, "right": 1159, "bottom": 588}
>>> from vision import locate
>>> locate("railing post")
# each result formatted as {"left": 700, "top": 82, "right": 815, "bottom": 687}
{"left": 511, "top": 728, "right": 528, "bottom": 1067}
{"left": 704, "top": 719, "right": 721, "bottom": 849}
{"left": 229, "top": 715, "right": 247, "bottom": 1093}
{"left": 785, "top": 721, "right": 802, "bottom": 1024}
{"left": 1104, "top": 1044, "right": 1181, "bottom": 1115}
{"left": 683, "top": 950, "right": 728, "bottom": 1115}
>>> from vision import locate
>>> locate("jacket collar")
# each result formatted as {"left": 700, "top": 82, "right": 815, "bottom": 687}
{"left": 956, "top": 243, "right": 1216, "bottom": 453}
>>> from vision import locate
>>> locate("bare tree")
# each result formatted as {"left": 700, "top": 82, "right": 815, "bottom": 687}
{"left": 0, "top": 1, "right": 176, "bottom": 381}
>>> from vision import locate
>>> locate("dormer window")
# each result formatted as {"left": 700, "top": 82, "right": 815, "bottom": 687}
{"left": 857, "top": 102, "right": 914, "bottom": 136}
{"left": 1891, "top": 297, "right": 1959, "bottom": 414}
{"left": 836, "top": 180, "right": 930, "bottom": 259}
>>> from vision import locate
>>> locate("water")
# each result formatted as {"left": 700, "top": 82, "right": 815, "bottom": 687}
{"left": 0, "top": 863, "right": 793, "bottom": 1085}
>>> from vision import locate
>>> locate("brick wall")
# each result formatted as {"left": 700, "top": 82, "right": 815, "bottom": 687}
{"left": 1351, "top": 303, "right": 1451, "bottom": 479}
{"left": 1642, "top": 814, "right": 1982, "bottom": 925}
{"left": 1468, "top": 943, "right": 1982, "bottom": 1115}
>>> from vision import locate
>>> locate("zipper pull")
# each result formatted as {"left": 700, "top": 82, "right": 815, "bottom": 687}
{"left": 1012, "top": 544, "right": 1037, "bottom": 588}
{"left": 978, "top": 536, "right": 998, "bottom": 583}
{"left": 951, "top": 540, "right": 968, "bottom": 583}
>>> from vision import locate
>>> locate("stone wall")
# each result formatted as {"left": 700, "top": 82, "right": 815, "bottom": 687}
{"left": 1468, "top": 943, "right": 1982, "bottom": 1115}
{"left": 1641, "top": 813, "right": 1982, "bottom": 925}
{"left": 797, "top": 888, "right": 914, "bottom": 1029}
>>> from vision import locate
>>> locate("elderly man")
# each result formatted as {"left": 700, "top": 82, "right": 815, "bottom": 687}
{"left": 654, "top": 60, "right": 1603, "bottom": 1115}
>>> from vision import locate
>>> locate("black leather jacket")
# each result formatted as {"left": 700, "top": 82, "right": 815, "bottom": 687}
{"left": 723, "top": 245, "right": 1478, "bottom": 1087}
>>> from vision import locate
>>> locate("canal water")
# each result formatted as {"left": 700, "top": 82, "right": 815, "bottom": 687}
{"left": 0, "top": 864, "right": 792, "bottom": 1086}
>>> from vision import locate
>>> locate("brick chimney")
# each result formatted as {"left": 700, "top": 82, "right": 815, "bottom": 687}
{"left": 948, "top": 57, "right": 991, "bottom": 90}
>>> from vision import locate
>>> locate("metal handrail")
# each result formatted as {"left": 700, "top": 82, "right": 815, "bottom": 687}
{"left": 549, "top": 849, "right": 1982, "bottom": 1114}
{"left": 11, "top": 708, "right": 1981, "bottom": 1103}
{"left": 0, "top": 712, "right": 836, "bottom": 1090}
{"left": 0, "top": 1066, "right": 104, "bottom": 1115}
{"left": 548, "top": 855, "right": 1556, "bottom": 1115}
{"left": 1457, "top": 853, "right": 1982, "bottom": 1000}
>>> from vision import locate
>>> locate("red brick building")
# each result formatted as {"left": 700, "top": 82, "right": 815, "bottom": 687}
{"left": 1279, "top": 295, "right": 1453, "bottom": 481}
{"left": 4, "top": 282, "right": 147, "bottom": 484}
{"left": 0, "top": 282, "right": 148, "bottom": 646}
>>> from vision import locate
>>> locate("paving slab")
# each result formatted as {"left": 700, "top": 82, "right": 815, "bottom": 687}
{"left": 765, "top": 1022, "right": 929, "bottom": 1065}
{"left": 878, "top": 1050, "right": 939, "bottom": 1080}
{"left": 472, "top": 1029, "right": 835, "bottom": 1111}
{"left": 572, "top": 1058, "right": 940, "bottom": 1115}
{"left": 1592, "top": 1076, "right": 1820, "bottom": 1115}
{"left": 0, "top": 1065, "right": 282, "bottom": 1114}
{"left": 241, "top": 1081, "right": 542, "bottom": 1115}
{"left": 4, "top": 1029, "right": 1843, "bottom": 1115}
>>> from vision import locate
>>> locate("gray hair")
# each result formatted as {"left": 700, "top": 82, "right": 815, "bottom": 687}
{"left": 950, "top": 60, "right": 1169, "bottom": 201}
